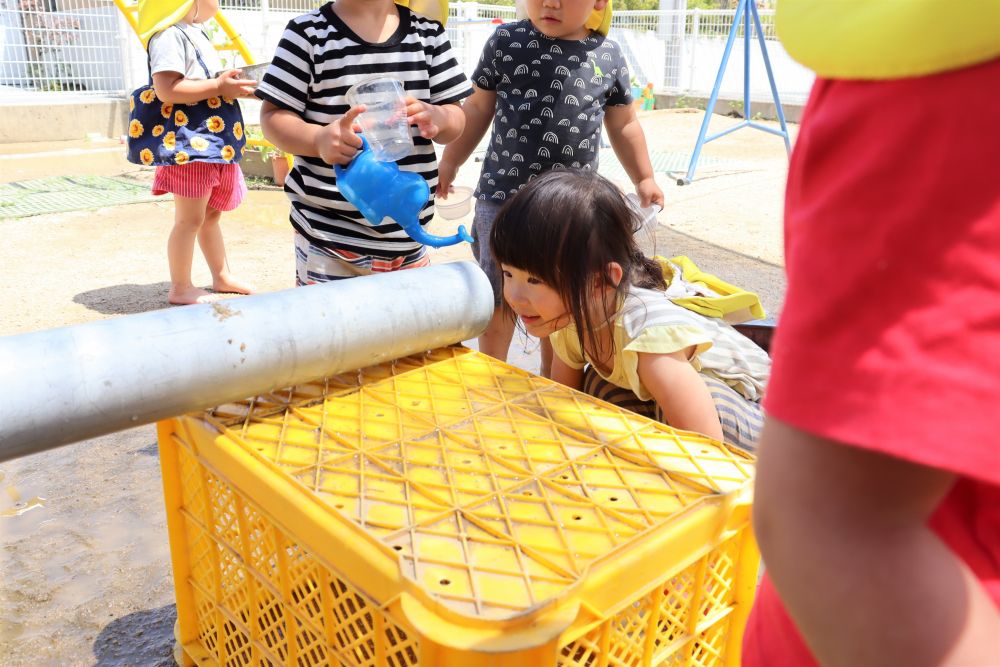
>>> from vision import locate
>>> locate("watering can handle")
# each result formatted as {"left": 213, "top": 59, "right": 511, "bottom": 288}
{"left": 334, "top": 136, "right": 369, "bottom": 177}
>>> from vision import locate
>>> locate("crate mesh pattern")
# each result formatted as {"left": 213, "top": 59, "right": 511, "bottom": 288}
{"left": 162, "top": 347, "right": 757, "bottom": 666}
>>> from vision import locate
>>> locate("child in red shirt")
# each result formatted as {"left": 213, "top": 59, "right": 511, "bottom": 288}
{"left": 744, "top": 3, "right": 1000, "bottom": 665}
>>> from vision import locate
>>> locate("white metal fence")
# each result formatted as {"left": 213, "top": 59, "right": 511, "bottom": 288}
{"left": 0, "top": 0, "right": 814, "bottom": 103}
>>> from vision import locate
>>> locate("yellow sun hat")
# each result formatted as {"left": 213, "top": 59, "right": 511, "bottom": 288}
{"left": 395, "top": 0, "right": 450, "bottom": 26}
{"left": 137, "top": 0, "right": 194, "bottom": 49}
{"left": 776, "top": 0, "right": 1000, "bottom": 80}
{"left": 586, "top": 0, "right": 612, "bottom": 37}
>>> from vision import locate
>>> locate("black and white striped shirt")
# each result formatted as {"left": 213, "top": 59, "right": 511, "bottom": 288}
{"left": 255, "top": 5, "right": 472, "bottom": 257}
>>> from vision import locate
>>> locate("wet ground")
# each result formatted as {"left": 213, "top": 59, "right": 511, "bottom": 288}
{"left": 0, "top": 109, "right": 792, "bottom": 665}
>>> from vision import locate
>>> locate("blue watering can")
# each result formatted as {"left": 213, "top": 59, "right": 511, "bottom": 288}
{"left": 334, "top": 138, "right": 473, "bottom": 248}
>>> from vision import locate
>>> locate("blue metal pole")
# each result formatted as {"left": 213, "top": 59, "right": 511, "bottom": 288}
{"left": 680, "top": 0, "right": 746, "bottom": 185}
{"left": 750, "top": 0, "right": 791, "bottom": 155}
{"left": 678, "top": 0, "right": 793, "bottom": 184}
{"left": 743, "top": 0, "right": 751, "bottom": 121}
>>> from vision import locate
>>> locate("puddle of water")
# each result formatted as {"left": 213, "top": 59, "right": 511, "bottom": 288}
{"left": 0, "top": 496, "right": 46, "bottom": 518}
{"left": 0, "top": 468, "right": 49, "bottom": 539}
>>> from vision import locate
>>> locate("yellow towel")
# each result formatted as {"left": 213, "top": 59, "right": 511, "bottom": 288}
{"left": 137, "top": 0, "right": 194, "bottom": 49}
{"left": 657, "top": 255, "right": 766, "bottom": 325}
{"left": 776, "top": 0, "right": 1000, "bottom": 80}
{"left": 586, "top": 0, "right": 612, "bottom": 36}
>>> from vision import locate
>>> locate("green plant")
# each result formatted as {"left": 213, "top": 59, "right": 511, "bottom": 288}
{"left": 674, "top": 96, "right": 704, "bottom": 110}
{"left": 244, "top": 125, "right": 285, "bottom": 160}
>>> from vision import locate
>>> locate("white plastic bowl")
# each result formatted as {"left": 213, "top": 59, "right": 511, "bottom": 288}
{"left": 626, "top": 193, "right": 662, "bottom": 257}
{"left": 435, "top": 186, "right": 474, "bottom": 219}
{"left": 237, "top": 61, "right": 271, "bottom": 83}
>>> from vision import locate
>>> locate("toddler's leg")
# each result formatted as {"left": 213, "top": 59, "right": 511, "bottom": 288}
{"left": 471, "top": 200, "right": 515, "bottom": 361}
{"left": 198, "top": 205, "right": 255, "bottom": 295}
{"left": 702, "top": 375, "right": 764, "bottom": 452}
{"left": 167, "top": 194, "right": 218, "bottom": 305}
{"left": 202, "top": 164, "right": 254, "bottom": 295}
{"left": 581, "top": 366, "right": 659, "bottom": 420}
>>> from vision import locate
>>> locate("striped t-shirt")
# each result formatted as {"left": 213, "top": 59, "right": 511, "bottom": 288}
{"left": 550, "top": 286, "right": 771, "bottom": 403}
{"left": 255, "top": 5, "right": 472, "bottom": 258}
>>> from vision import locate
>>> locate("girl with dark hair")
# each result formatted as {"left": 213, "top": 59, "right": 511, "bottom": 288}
{"left": 490, "top": 169, "right": 769, "bottom": 451}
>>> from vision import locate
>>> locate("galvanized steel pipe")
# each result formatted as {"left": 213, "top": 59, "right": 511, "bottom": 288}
{"left": 0, "top": 261, "right": 493, "bottom": 462}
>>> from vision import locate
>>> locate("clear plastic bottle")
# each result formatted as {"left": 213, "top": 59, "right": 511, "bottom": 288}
{"left": 626, "top": 193, "right": 663, "bottom": 257}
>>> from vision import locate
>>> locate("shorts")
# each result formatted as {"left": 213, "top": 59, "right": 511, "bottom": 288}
{"left": 582, "top": 367, "right": 763, "bottom": 452}
{"left": 151, "top": 162, "right": 247, "bottom": 212}
{"left": 293, "top": 231, "right": 429, "bottom": 286}
{"left": 471, "top": 199, "right": 503, "bottom": 306}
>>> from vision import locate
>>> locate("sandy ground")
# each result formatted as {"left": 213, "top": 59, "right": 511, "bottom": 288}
{"left": 0, "top": 109, "right": 794, "bottom": 665}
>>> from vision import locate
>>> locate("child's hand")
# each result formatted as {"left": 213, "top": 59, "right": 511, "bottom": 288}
{"left": 216, "top": 69, "right": 257, "bottom": 99}
{"left": 315, "top": 106, "right": 364, "bottom": 165}
{"left": 404, "top": 97, "right": 446, "bottom": 140}
{"left": 437, "top": 159, "right": 458, "bottom": 199}
{"left": 636, "top": 178, "right": 665, "bottom": 209}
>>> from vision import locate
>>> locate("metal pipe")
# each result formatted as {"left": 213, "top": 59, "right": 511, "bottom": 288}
{"left": 0, "top": 262, "right": 493, "bottom": 463}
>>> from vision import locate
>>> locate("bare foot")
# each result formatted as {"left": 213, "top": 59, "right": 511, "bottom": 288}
{"left": 168, "top": 286, "right": 223, "bottom": 305}
{"left": 212, "top": 276, "right": 255, "bottom": 295}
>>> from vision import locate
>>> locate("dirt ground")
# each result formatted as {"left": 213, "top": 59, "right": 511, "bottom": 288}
{"left": 0, "top": 109, "right": 794, "bottom": 665}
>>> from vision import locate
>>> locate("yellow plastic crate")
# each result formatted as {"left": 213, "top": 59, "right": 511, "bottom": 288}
{"left": 158, "top": 346, "right": 759, "bottom": 667}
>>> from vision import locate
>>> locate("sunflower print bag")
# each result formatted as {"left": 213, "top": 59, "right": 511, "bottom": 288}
{"left": 126, "top": 27, "right": 245, "bottom": 167}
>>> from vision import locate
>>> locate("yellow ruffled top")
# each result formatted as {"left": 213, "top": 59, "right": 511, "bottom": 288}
{"left": 776, "top": 0, "right": 1000, "bottom": 80}
{"left": 550, "top": 287, "right": 770, "bottom": 403}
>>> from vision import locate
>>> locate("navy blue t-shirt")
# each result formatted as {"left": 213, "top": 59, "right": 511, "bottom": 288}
{"left": 472, "top": 20, "right": 632, "bottom": 203}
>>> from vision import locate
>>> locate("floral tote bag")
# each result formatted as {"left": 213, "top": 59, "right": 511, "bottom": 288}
{"left": 126, "top": 27, "right": 246, "bottom": 167}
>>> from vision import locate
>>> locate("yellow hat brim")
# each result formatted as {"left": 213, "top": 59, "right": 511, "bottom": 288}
{"left": 395, "top": 0, "right": 449, "bottom": 26}
{"left": 586, "top": 0, "right": 612, "bottom": 36}
{"left": 137, "top": 0, "right": 194, "bottom": 48}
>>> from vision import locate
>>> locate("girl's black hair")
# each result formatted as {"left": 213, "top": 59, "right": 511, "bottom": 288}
{"left": 489, "top": 169, "right": 665, "bottom": 361}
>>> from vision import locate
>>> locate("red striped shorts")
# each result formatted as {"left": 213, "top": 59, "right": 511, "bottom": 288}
{"left": 293, "top": 231, "right": 429, "bottom": 285}
{"left": 151, "top": 162, "right": 247, "bottom": 212}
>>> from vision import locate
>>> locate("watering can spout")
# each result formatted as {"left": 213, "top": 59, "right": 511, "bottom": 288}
{"left": 334, "top": 139, "right": 472, "bottom": 249}
{"left": 399, "top": 219, "right": 474, "bottom": 248}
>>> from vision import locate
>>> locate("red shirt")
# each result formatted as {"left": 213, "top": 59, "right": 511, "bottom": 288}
{"left": 744, "top": 57, "right": 1000, "bottom": 665}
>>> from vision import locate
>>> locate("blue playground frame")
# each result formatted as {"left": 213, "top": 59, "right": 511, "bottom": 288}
{"left": 677, "top": 0, "right": 791, "bottom": 185}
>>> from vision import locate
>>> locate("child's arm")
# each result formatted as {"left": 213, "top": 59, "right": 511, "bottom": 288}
{"left": 404, "top": 99, "right": 465, "bottom": 144}
{"left": 604, "top": 105, "right": 665, "bottom": 209}
{"left": 550, "top": 354, "right": 584, "bottom": 391}
{"left": 636, "top": 350, "right": 723, "bottom": 441}
{"left": 151, "top": 70, "right": 256, "bottom": 105}
{"left": 437, "top": 86, "right": 497, "bottom": 197}
{"left": 754, "top": 420, "right": 1000, "bottom": 666}
{"left": 260, "top": 101, "right": 364, "bottom": 166}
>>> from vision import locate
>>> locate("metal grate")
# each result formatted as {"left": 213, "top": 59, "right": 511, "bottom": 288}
{"left": 0, "top": 174, "right": 161, "bottom": 219}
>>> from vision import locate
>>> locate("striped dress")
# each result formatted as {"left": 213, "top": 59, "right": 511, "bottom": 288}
{"left": 254, "top": 4, "right": 472, "bottom": 260}
{"left": 549, "top": 286, "right": 770, "bottom": 451}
